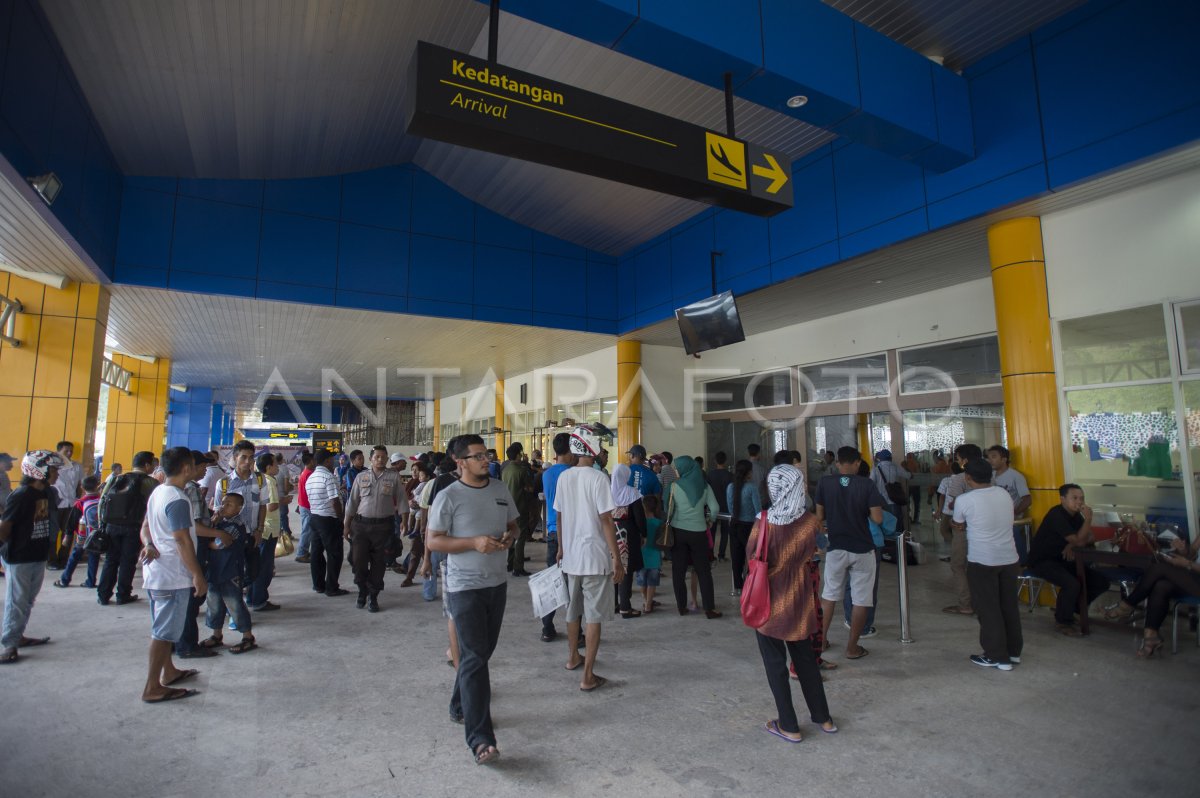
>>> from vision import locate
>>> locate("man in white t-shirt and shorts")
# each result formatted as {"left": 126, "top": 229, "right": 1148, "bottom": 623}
{"left": 138, "top": 446, "right": 209, "bottom": 703}
{"left": 953, "top": 458, "right": 1022, "bottom": 671}
{"left": 555, "top": 426, "right": 624, "bottom": 692}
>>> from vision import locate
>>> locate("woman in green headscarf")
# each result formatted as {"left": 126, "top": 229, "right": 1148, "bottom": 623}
{"left": 667, "top": 455, "right": 722, "bottom": 618}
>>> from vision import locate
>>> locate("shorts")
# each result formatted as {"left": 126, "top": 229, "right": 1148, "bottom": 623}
{"left": 821, "top": 549, "right": 877, "bottom": 607}
{"left": 148, "top": 587, "right": 192, "bottom": 643}
{"left": 635, "top": 568, "right": 661, "bottom": 587}
{"left": 566, "top": 573, "right": 614, "bottom": 624}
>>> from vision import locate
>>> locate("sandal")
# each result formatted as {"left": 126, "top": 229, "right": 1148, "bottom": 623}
{"left": 198, "top": 636, "right": 224, "bottom": 649}
{"left": 162, "top": 669, "right": 199, "bottom": 686}
{"left": 1137, "top": 635, "right": 1163, "bottom": 659}
{"left": 18, "top": 636, "right": 50, "bottom": 647}
{"left": 764, "top": 720, "right": 803, "bottom": 744}
{"left": 1105, "top": 602, "right": 1135, "bottom": 622}
{"left": 473, "top": 743, "right": 500, "bottom": 765}
{"left": 142, "top": 687, "right": 198, "bottom": 704}
{"left": 228, "top": 638, "right": 258, "bottom": 655}
{"left": 845, "top": 646, "right": 869, "bottom": 660}
{"left": 0, "top": 648, "right": 18, "bottom": 664}
{"left": 619, "top": 609, "right": 642, "bottom": 618}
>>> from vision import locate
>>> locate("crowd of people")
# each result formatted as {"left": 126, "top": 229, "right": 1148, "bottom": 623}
{"left": 2, "top": 428, "right": 1199, "bottom": 759}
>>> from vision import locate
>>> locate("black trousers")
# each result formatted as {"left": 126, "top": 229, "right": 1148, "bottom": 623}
{"left": 671, "top": 528, "right": 714, "bottom": 611}
{"left": 755, "top": 632, "right": 831, "bottom": 733}
{"left": 351, "top": 517, "right": 392, "bottom": 595}
{"left": 730, "top": 521, "right": 753, "bottom": 591}
{"left": 1030, "top": 559, "right": 1111, "bottom": 625}
{"left": 446, "top": 583, "right": 507, "bottom": 752}
{"left": 309, "top": 514, "right": 344, "bottom": 593}
{"left": 97, "top": 524, "right": 141, "bottom": 601}
{"left": 714, "top": 517, "right": 730, "bottom": 559}
{"left": 966, "top": 561, "right": 1023, "bottom": 663}
{"left": 617, "top": 501, "right": 646, "bottom": 612}
{"left": 1124, "top": 561, "right": 1200, "bottom": 631}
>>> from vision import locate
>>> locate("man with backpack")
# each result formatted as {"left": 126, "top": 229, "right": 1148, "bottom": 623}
{"left": 53, "top": 475, "right": 102, "bottom": 588}
{"left": 870, "top": 450, "right": 911, "bottom": 532}
{"left": 97, "top": 451, "right": 159, "bottom": 606}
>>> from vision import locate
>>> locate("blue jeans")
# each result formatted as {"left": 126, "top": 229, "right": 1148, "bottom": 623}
{"left": 175, "top": 588, "right": 205, "bottom": 655}
{"left": 425, "top": 550, "right": 446, "bottom": 601}
{"left": 445, "top": 583, "right": 508, "bottom": 751}
{"left": 61, "top": 545, "right": 99, "bottom": 586}
{"left": 296, "top": 507, "right": 312, "bottom": 557}
{"left": 246, "top": 539, "right": 277, "bottom": 608}
{"left": 844, "top": 548, "right": 882, "bottom": 628}
{"left": 206, "top": 577, "right": 252, "bottom": 635}
{"left": 542, "top": 537, "right": 558, "bottom": 634}
{"left": 280, "top": 503, "right": 291, "bottom": 534}
{"left": 1, "top": 559, "right": 45, "bottom": 650}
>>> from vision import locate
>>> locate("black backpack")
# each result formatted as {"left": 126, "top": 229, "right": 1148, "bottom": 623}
{"left": 99, "top": 473, "right": 155, "bottom": 528}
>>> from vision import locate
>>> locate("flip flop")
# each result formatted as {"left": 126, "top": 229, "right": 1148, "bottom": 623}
{"left": 764, "top": 720, "right": 803, "bottom": 744}
{"left": 162, "top": 669, "right": 199, "bottom": 686}
{"left": 580, "top": 675, "right": 608, "bottom": 692}
{"left": 818, "top": 659, "right": 839, "bottom": 671}
{"left": 142, "top": 688, "right": 198, "bottom": 704}
{"left": 565, "top": 660, "right": 583, "bottom": 671}
{"left": 18, "top": 636, "right": 50, "bottom": 647}
{"left": 473, "top": 744, "right": 500, "bottom": 765}
{"left": 821, "top": 722, "right": 839, "bottom": 734}
{"left": 845, "top": 647, "right": 869, "bottom": 660}
{"left": 0, "top": 649, "right": 18, "bottom": 664}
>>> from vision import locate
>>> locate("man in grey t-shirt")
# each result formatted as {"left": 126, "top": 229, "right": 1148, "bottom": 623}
{"left": 426, "top": 435, "right": 518, "bottom": 766}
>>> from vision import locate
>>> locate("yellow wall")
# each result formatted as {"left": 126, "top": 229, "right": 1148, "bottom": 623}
{"left": 101, "top": 354, "right": 171, "bottom": 478}
{"left": 617, "top": 340, "right": 641, "bottom": 460}
{"left": 0, "top": 275, "right": 108, "bottom": 467}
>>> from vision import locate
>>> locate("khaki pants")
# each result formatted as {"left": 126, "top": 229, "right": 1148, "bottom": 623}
{"left": 950, "top": 522, "right": 972, "bottom": 611}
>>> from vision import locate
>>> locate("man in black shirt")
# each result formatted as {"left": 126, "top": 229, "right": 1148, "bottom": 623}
{"left": 815, "top": 446, "right": 884, "bottom": 660}
{"left": 1028, "top": 483, "right": 1110, "bottom": 636}
{"left": 706, "top": 452, "right": 733, "bottom": 561}
{"left": 0, "top": 450, "right": 65, "bottom": 663}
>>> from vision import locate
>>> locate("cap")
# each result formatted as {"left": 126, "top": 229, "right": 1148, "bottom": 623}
{"left": 389, "top": 452, "right": 407, "bottom": 465}
{"left": 0, "top": 452, "right": 12, "bottom": 461}
{"left": 569, "top": 425, "right": 602, "bottom": 458}
{"left": 627, "top": 444, "right": 647, "bottom": 458}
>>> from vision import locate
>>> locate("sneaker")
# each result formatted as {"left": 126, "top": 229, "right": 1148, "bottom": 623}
{"left": 326, "top": 588, "right": 350, "bottom": 597}
{"left": 367, "top": 595, "right": 380, "bottom": 613}
{"left": 860, "top": 626, "right": 878, "bottom": 638}
{"left": 253, "top": 602, "right": 281, "bottom": 612}
{"left": 52, "top": 580, "right": 69, "bottom": 588}
{"left": 1010, "top": 656, "right": 1022, "bottom": 665}
{"left": 294, "top": 555, "right": 311, "bottom": 563}
{"left": 970, "top": 654, "right": 1012, "bottom": 671}
{"left": 356, "top": 594, "right": 367, "bottom": 609}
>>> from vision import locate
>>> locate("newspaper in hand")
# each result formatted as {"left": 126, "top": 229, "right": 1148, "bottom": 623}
{"left": 528, "top": 564, "right": 569, "bottom": 618}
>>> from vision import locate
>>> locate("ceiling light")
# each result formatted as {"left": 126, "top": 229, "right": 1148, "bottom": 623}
{"left": 27, "top": 172, "right": 62, "bottom": 205}
{"left": 786, "top": 96, "right": 808, "bottom": 109}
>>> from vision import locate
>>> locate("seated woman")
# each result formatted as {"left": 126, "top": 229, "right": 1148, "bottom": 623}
{"left": 1106, "top": 532, "right": 1200, "bottom": 657}
{"left": 749, "top": 464, "right": 837, "bottom": 743}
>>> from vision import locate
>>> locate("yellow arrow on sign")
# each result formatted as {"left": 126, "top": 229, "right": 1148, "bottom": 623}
{"left": 752, "top": 154, "right": 788, "bottom": 194}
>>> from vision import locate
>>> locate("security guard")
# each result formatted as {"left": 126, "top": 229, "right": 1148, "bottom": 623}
{"left": 343, "top": 445, "right": 402, "bottom": 612}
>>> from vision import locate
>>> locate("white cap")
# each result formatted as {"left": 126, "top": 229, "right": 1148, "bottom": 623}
{"left": 388, "top": 452, "right": 406, "bottom": 464}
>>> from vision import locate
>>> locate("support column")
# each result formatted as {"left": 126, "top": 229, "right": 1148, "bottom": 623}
{"left": 617, "top": 340, "right": 641, "bottom": 458}
{"left": 432, "top": 395, "right": 441, "bottom": 452}
{"left": 988, "top": 217, "right": 1063, "bottom": 525}
{"left": 856, "top": 413, "right": 872, "bottom": 467}
{"left": 494, "top": 378, "right": 505, "bottom": 451}
{"left": 0, "top": 275, "right": 108, "bottom": 469}
{"left": 102, "top": 354, "right": 171, "bottom": 477}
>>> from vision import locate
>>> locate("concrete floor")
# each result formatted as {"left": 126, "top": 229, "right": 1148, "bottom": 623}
{"left": 2, "top": 536, "right": 1198, "bottom": 798}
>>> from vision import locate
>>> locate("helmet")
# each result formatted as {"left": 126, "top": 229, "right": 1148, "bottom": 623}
{"left": 22, "top": 449, "right": 65, "bottom": 481}
{"left": 569, "top": 426, "right": 601, "bottom": 458}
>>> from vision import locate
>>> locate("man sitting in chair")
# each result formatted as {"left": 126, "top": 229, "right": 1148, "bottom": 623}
{"left": 1027, "top": 484, "right": 1111, "bottom": 637}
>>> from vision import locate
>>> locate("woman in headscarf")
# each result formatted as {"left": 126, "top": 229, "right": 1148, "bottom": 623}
{"left": 751, "top": 464, "right": 837, "bottom": 743}
{"left": 666, "top": 456, "right": 722, "bottom": 618}
{"left": 611, "top": 462, "right": 646, "bottom": 618}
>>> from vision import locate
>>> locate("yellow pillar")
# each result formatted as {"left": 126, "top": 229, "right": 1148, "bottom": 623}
{"left": 494, "top": 378, "right": 505, "bottom": 452}
{"left": 0, "top": 275, "right": 109, "bottom": 468}
{"left": 102, "top": 354, "right": 171, "bottom": 477}
{"left": 617, "top": 340, "right": 641, "bottom": 460}
{"left": 988, "top": 217, "right": 1063, "bottom": 527}
{"left": 856, "top": 413, "right": 872, "bottom": 467}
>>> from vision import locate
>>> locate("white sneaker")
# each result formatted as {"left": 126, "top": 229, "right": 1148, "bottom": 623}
{"left": 1010, "top": 656, "right": 1021, "bottom": 665}
{"left": 970, "top": 654, "right": 1013, "bottom": 671}
{"left": 842, "top": 621, "right": 877, "bottom": 638}
{"left": 730, "top": 589, "right": 741, "bottom": 597}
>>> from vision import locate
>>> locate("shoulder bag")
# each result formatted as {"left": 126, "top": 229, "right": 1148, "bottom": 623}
{"left": 740, "top": 511, "right": 771, "bottom": 628}
{"left": 654, "top": 489, "right": 676, "bottom": 551}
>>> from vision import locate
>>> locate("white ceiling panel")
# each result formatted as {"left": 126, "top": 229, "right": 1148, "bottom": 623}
{"left": 0, "top": 159, "right": 103, "bottom": 284}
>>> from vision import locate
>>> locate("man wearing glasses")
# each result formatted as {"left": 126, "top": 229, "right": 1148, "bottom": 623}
{"left": 426, "top": 435, "right": 518, "bottom": 765}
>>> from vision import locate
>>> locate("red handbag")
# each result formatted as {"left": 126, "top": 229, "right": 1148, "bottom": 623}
{"left": 740, "top": 512, "right": 771, "bottom": 628}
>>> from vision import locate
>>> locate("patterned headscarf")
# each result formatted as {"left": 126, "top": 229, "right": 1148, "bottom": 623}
{"left": 767, "top": 464, "right": 808, "bottom": 526}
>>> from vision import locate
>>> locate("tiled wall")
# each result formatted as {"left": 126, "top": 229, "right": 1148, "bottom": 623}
{"left": 114, "top": 165, "right": 620, "bottom": 335}
{"left": 165, "top": 386, "right": 215, "bottom": 453}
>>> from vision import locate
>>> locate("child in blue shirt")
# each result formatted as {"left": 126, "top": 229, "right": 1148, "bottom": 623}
{"left": 638, "top": 495, "right": 664, "bottom": 613}
{"left": 201, "top": 492, "right": 257, "bottom": 654}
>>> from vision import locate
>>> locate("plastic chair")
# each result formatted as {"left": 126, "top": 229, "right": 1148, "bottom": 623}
{"left": 1171, "top": 595, "right": 1200, "bottom": 655}
{"left": 1017, "top": 569, "right": 1058, "bottom": 612}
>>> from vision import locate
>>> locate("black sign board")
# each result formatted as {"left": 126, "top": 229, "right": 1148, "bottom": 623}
{"left": 405, "top": 42, "right": 793, "bottom": 217}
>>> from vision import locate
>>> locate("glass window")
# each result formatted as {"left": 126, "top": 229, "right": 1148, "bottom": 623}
{"left": 899, "top": 336, "right": 1001, "bottom": 394}
{"left": 1183, "top": 381, "right": 1200, "bottom": 524}
{"left": 1060, "top": 306, "right": 1170, "bottom": 386}
{"left": 798, "top": 355, "right": 888, "bottom": 402}
{"left": 805, "top": 415, "right": 857, "bottom": 485}
{"left": 702, "top": 371, "right": 791, "bottom": 412}
{"left": 1066, "top": 384, "right": 1185, "bottom": 528}
{"left": 901, "top": 405, "right": 1006, "bottom": 462}
{"left": 1177, "top": 301, "right": 1200, "bottom": 374}
{"left": 705, "top": 418, "right": 788, "bottom": 464}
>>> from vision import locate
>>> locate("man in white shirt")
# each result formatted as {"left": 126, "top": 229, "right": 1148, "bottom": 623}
{"left": 952, "top": 458, "right": 1022, "bottom": 672}
{"left": 306, "top": 449, "right": 347, "bottom": 596}
{"left": 987, "top": 445, "right": 1034, "bottom": 561}
{"left": 197, "top": 450, "right": 226, "bottom": 506}
{"left": 137, "top": 446, "right": 209, "bottom": 703}
{"left": 555, "top": 426, "right": 623, "bottom": 692}
{"left": 49, "top": 440, "right": 83, "bottom": 568}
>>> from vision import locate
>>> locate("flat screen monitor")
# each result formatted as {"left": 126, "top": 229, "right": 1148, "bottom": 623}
{"left": 675, "top": 291, "right": 746, "bottom": 355}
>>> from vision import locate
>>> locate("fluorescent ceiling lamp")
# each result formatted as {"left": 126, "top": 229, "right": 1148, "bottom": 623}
{"left": 0, "top": 262, "right": 70, "bottom": 290}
